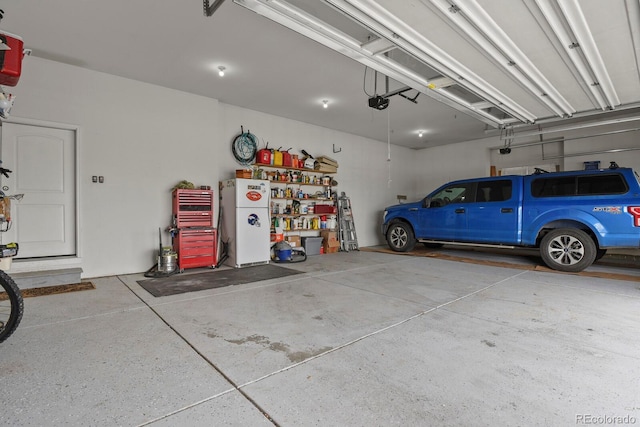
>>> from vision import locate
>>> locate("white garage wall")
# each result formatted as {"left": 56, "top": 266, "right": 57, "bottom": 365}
{"left": 414, "top": 127, "right": 640, "bottom": 195}
{"left": 219, "top": 104, "right": 413, "bottom": 248}
{"left": 412, "top": 138, "right": 495, "bottom": 199}
{"left": 10, "top": 58, "right": 636, "bottom": 278}
{"left": 4, "top": 57, "right": 417, "bottom": 278}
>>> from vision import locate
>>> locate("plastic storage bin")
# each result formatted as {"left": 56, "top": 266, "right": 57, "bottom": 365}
{"left": 302, "top": 236, "right": 323, "bottom": 256}
{"left": 584, "top": 161, "right": 600, "bottom": 170}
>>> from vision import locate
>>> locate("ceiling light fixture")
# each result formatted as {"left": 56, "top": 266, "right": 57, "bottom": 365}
{"left": 418, "top": 130, "right": 424, "bottom": 137}
{"left": 218, "top": 66, "right": 226, "bottom": 77}
{"left": 323, "top": 99, "right": 329, "bottom": 108}
{"left": 232, "top": 0, "right": 533, "bottom": 127}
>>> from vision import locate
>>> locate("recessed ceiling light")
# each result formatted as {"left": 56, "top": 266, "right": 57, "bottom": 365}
{"left": 322, "top": 100, "right": 329, "bottom": 109}
{"left": 418, "top": 130, "right": 424, "bottom": 138}
{"left": 218, "top": 66, "right": 226, "bottom": 77}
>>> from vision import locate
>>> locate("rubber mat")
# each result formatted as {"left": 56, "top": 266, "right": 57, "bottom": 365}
{"left": 20, "top": 282, "right": 95, "bottom": 298}
{"left": 137, "top": 264, "right": 303, "bottom": 297}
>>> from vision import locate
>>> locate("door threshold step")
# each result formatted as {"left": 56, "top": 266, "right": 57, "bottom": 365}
{"left": 8, "top": 267, "right": 83, "bottom": 290}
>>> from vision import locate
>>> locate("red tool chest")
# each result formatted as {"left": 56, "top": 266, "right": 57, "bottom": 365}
{"left": 173, "top": 228, "right": 216, "bottom": 270}
{"left": 171, "top": 189, "right": 216, "bottom": 270}
{"left": 172, "top": 189, "right": 214, "bottom": 227}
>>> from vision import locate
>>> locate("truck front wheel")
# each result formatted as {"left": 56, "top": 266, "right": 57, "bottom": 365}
{"left": 386, "top": 222, "right": 416, "bottom": 252}
{"left": 540, "top": 228, "right": 596, "bottom": 272}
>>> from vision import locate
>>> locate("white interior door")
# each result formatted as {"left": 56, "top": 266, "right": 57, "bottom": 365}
{"left": 0, "top": 122, "right": 76, "bottom": 258}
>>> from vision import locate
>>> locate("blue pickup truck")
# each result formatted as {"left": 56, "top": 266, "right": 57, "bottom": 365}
{"left": 382, "top": 165, "right": 640, "bottom": 272}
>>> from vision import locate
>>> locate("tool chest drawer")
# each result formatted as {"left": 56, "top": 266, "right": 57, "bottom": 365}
{"left": 173, "top": 228, "right": 216, "bottom": 270}
{"left": 172, "top": 189, "right": 214, "bottom": 228}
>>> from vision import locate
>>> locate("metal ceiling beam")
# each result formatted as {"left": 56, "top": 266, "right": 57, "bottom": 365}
{"left": 203, "top": 0, "right": 226, "bottom": 16}
{"left": 558, "top": 0, "right": 620, "bottom": 108}
{"left": 535, "top": 0, "right": 620, "bottom": 110}
{"left": 323, "top": 0, "right": 536, "bottom": 123}
{"left": 426, "top": 0, "right": 575, "bottom": 118}
{"left": 500, "top": 115, "right": 640, "bottom": 139}
{"left": 233, "top": 0, "right": 529, "bottom": 127}
{"left": 624, "top": 0, "right": 640, "bottom": 85}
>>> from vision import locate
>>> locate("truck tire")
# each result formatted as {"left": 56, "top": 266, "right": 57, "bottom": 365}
{"left": 386, "top": 222, "right": 416, "bottom": 252}
{"left": 595, "top": 248, "right": 607, "bottom": 261}
{"left": 540, "top": 228, "right": 596, "bottom": 272}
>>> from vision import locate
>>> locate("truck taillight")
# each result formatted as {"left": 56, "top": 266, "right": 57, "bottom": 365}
{"left": 628, "top": 206, "right": 640, "bottom": 226}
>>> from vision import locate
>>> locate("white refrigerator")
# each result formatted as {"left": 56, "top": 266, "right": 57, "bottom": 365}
{"left": 219, "top": 178, "right": 271, "bottom": 268}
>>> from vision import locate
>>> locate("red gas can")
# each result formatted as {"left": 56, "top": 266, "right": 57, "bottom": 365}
{"left": 282, "top": 148, "right": 292, "bottom": 167}
{"left": 0, "top": 32, "right": 24, "bottom": 87}
{"left": 257, "top": 143, "right": 271, "bottom": 165}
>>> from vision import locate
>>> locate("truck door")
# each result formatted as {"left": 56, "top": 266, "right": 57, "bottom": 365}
{"left": 416, "top": 182, "right": 474, "bottom": 240}
{"left": 465, "top": 178, "right": 520, "bottom": 244}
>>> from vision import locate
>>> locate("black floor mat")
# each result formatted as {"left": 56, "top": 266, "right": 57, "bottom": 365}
{"left": 137, "top": 264, "right": 303, "bottom": 297}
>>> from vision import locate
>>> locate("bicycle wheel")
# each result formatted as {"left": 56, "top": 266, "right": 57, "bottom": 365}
{"left": 0, "top": 269, "right": 23, "bottom": 343}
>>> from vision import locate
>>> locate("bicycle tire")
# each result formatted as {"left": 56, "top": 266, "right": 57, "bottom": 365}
{"left": 0, "top": 269, "right": 23, "bottom": 343}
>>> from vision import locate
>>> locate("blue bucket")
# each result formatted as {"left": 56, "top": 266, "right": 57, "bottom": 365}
{"left": 275, "top": 248, "right": 292, "bottom": 261}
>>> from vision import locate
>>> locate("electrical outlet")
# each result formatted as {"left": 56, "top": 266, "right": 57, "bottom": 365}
{"left": 98, "top": 176, "right": 104, "bottom": 183}
{"left": 92, "top": 176, "right": 98, "bottom": 183}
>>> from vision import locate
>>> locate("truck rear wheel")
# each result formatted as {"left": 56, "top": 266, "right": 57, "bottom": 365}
{"left": 386, "top": 222, "right": 416, "bottom": 252}
{"left": 540, "top": 228, "right": 596, "bottom": 272}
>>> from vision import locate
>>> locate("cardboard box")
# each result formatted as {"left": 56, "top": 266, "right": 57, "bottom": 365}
{"left": 320, "top": 230, "right": 337, "bottom": 241}
{"left": 324, "top": 239, "right": 340, "bottom": 254}
{"left": 320, "top": 230, "right": 340, "bottom": 253}
{"left": 285, "top": 235, "right": 301, "bottom": 248}
{"left": 235, "top": 169, "right": 252, "bottom": 178}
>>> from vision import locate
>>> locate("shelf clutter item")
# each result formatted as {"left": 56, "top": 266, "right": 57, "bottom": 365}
{"left": 314, "top": 156, "right": 339, "bottom": 173}
{"left": 236, "top": 169, "right": 252, "bottom": 178}
{"left": 0, "top": 31, "right": 25, "bottom": 87}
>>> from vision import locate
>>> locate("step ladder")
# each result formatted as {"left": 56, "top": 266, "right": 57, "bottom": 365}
{"left": 337, "top": 192, "right": 359, "bottom": 252}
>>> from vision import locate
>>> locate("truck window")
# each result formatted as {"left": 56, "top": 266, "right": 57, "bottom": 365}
{"left": 430, "top": 182, "right": 475, "bottom": 207}
{"left": 531, "top": 173, "right": 628, "bottom": 197}
{"left": 576, "top": 174, "right": 628, "bottom": 195}
{"left": 476, "top": 180, "right": 512, "bottom": 202}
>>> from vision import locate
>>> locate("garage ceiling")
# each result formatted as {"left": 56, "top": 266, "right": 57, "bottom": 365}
{"left": 1, "top": 0, "right": 640, "bottom": 149}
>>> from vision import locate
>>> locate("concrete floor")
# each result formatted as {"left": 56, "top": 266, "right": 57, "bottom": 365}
{"left": 1, "top": 248, "right": 640, "bottom": 426}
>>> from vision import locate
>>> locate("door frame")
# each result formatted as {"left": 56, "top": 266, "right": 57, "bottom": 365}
{"left": 2, "top": 116, "right": 82, "bottom": 272}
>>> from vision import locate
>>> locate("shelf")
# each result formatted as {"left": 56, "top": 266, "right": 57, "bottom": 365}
{"left": 263, "top": 162, "right": 337, "bottom": 243}
{"left": 270, "top": 181, "right": 331, "bottom": 186}
{"left": 281, "top": 228, "right": 337, "bottom": 233}
{"left": 254, "top": 163, "right": 336, "bottom": 174}
{"left": 274, "top": 213, "right": 337, "bottom": 217}
{"left": 271, "top": 197, "right": 333, "bottom": 201}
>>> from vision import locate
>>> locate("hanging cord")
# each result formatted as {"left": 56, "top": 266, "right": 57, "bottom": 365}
{"left": 387, "top": 107, "right": 392, "bottom": 188}
{"left": 362, "top": 66, "right": 374, "bottom": 97}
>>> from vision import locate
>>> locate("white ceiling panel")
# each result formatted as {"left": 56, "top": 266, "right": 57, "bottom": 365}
{"left": 0, "top": 0, "right": 639, "bottom": 149}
